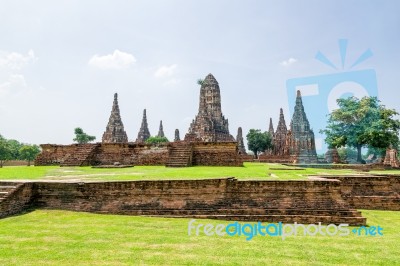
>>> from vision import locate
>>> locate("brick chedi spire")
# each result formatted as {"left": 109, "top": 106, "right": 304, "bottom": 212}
{"left": 268, "top": 117, "right": 274, "bottom": 136}
{"left": 273, "top": 108, "right": 288, "bottom": 156}
{"left": 136, "top": 109, "right": 151, "bottom": 143}
{"left": 236, "top": 127, "right": 247, "bottom": 155}
{"left": 157, "top": 120, "right": 165, "bottom": 138}
{"left": 184, "top": 73, "right": 235, "bottom": 142}
{"left": 265, "top": 118, "right": 275, "bottom": 155}
{"left": 102, "top": 93, "right": 128, "bottom": 143}
{"left": 174, "top": 129, "right": 180, "bottom": 141}
{"left": 289, "top": 90, "right": 317, "bottom": 163}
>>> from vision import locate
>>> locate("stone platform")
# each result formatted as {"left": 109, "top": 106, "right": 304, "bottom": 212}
{"left": 0, "top": 178, "right": 366, "bottom": 225}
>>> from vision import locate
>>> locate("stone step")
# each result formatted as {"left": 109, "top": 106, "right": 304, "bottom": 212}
{"left": 123, "top": 208, "right": 361, "bottom": 217}
{"left": 0, "top": 186, "right": 17, "bottom": 189}
{"left": 143, "top": 214, "right": 366, "bottom": 226}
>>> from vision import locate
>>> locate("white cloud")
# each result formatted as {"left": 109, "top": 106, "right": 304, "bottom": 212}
{"left": 88, "top": 50, "right": 136, "bottom": 70}
{"left": 280, "top": 57, "right": 297, "bottom": 67}
{"left": 0, "top": 50, "right": 37, "bottom": 71}
{"left": 0, "top": 74, "right": 28, "bottom": 97}
{"left": 154, "top": 64, "right": 177, "bottom": 78}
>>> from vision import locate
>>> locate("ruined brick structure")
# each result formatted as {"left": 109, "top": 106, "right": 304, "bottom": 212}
{"left": 264, "top": 118, "right": 274, "bottom": 155}
{"left": 260, "top": 91, "right": 318, "bottom": 164}
{"left": 101, "top": 93, "right": 128, "bottom": 143}
{"left": 35, "top": 142, "right": 242, "bottom": 167}
{"left": 0, "top": 178, "right": 369, "bottom": 225}
{"left": 289, "top": 90, "right": 318, "bottom": 163}
{"left": 236, "top": 127, "right": 247, "bottom": 155}
{"left": 157, "top": 120, "right": 165, "bottom": 138}
{"left": 383, "top": 147, "right": 400, "bottom": 168}
{"left": 325, "top": 148, "right": 341, "bottom": 164}
{"left": 136, "top": 109, "right": 151, "bottom": 143}
{"left": 273, "top": 109, "right": 288, "bottom": 156}
{"left": 184, "top": 74, "right": 235, "bottom": 142}
{"left": 174, "top": 129, "right": 180, "bottom": 141}
{"left": 268, "top": 117, "right": 274, "bottom": 136}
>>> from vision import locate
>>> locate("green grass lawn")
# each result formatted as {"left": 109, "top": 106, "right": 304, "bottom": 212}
{"left": 0, "top": 209, "right": 398, "bottom": 265}
{"left": 0, "top": 163, "right": 365, "bottom": 181}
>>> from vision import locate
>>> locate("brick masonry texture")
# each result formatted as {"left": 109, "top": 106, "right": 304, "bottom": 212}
{"left": 323, "top": 175, "right": 400, "bottom": 211}
{"left": 35, "top": 142, "right": 243, "bottom": 167}
{"left": 0, "top": 178, "right": 370, "bottom": 225}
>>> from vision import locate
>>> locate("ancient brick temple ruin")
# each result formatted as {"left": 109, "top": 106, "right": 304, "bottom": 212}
{"left": 157, "top": 120, "right": 165, "bottom": 138}
{"left": 184, "top": 74, "right": 235, "bottom": 142}
{"left": 383, "top": 146, "right": 400, "bottom": 168}
{"left": 260, "top": 90, "right": 318, "bottom": 164}
{"left": 36, "top": 73, "right": 242, "bottom": 167}
{"left": 236, "top": 127, "right": 247, "bottom": 155}
{"left": 136, "top": 109, "right": 151, "bottom": 143}
{"left": 101, "top": 93, "right": 128, "bottom": 143}
{"left": 174, "top": 129, "right": 180, "bottom": 141}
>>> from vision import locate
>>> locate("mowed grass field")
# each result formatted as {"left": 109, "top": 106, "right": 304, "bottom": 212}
{"left": 0, "top": 162, "right": 370, "bottom": 181}
{"left": 0, "top": 163, "right": 399, "bottom": 265}
{"left": 0, "top": 210, "right": 398, "bottom": 265}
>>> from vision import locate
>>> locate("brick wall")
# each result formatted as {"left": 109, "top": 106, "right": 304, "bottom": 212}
{"left": 0, "top": 182, "right": 35, "bottom": 218}
{"left": 323, "top": 175, "right": 400, "bottom": 210}
{"left": 93, "top": 143, "right": 168, "bottom": 166}
{"left": 191, "top": 142, "right": 243, "bottom": 166}
{"left": 26, "top": 178, "right": 364, "bottom": 225}
{"left": 35, "top": 144, "right": 77, "bottom": 165}
{"left": 35, "top": 143, "right": 169, "bottom": 166}
{"left": 35, "top": 142, "right": 241, "bottom": 166}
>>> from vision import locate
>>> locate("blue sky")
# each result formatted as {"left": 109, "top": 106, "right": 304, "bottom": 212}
{"left": 0, "top": 0, "right": 399, "bottom": 151}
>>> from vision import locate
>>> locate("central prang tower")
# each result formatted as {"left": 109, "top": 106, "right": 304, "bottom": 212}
{"left": 184, "top": 73, "right": 235, "bottom": 142}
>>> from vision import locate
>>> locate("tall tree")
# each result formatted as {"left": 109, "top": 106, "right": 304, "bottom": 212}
{"left": 73, "top": 128, "right": 96, "bottom": 144}
{"left": 321, "top": 96, "right": 400, "bottom": 162}
{"left": 19, "top": 145, "right": 41, "bottom": 166}
{"left": 246, "top": 129, "right": 272, "bottom": 159}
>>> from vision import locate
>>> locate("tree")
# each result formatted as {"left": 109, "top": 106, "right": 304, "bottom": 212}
{"left": 0, "top": 135, "right": 11, "bottom": 168}
{"left": 197, "top": 79, "right": 204, "bottom": 86}
{"left": 321, "top": 96, "right": 400, "bottom": 163}
{"left": 246, "top": 129, "right": 272, "bottom": 159}
{"left": 145, "top": 136, "right": 169, "bottom": 145}
{"left": 73, "top": 128, "right": 96, "bottom": 144}
{"left": 7, "top": 139, "right": 23, "bottom": 160}
{"left": 19, "top": 145, "right": 41, "bottom": 166}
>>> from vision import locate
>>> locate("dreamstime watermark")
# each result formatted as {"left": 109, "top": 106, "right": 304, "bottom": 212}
{"left": 188, "top": 219, "right": 383, "bottom": 241}
{"left": 286, "top": 39, "right": 379, "bottom": 152}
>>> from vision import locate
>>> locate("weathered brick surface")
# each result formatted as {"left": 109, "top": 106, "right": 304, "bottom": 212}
{"left": 323, "top": 175, "right": 400, "bottom": 210}
{"left": 191, "top": 142, "right": 243, "bottom": 166}
{"left": 35, "top": 143, "right": 169, "bottom": 166}
{"left": 0, "top": 182, "right": 35, "bottom": 218}
{"left": 35, "top": 142, "right": 242, "bottom": 167}
{"left": 0, "top": 178, "right": 365, "bottom": 225}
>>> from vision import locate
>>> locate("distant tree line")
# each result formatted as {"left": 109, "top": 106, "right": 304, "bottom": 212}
{"left": 0, "top": 135, "right": 41, "bottom": 167}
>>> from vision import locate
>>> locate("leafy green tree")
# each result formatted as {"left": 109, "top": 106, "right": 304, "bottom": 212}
{"left": 197, "top": 79, "right": 204, "bottom": 86}
{"left": 7, "top": 139, "right": 23, "bottom": 160}
{"left": 0, "top": 135, "right": 11, "bottom": 168}
{"left": 145, "top": 136, "right": 169, "bottom": 145}
{"left": 246, "top": 129, "right": 272, "bottom": 159}
{"left": 19, "top": 145, "right": 41, "bottom": 166}
{"left": 73, "top": 127, "right": 96, "bottom": 144}
{"left": 321, "top": 96, "right": 400, "bottom": 163}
